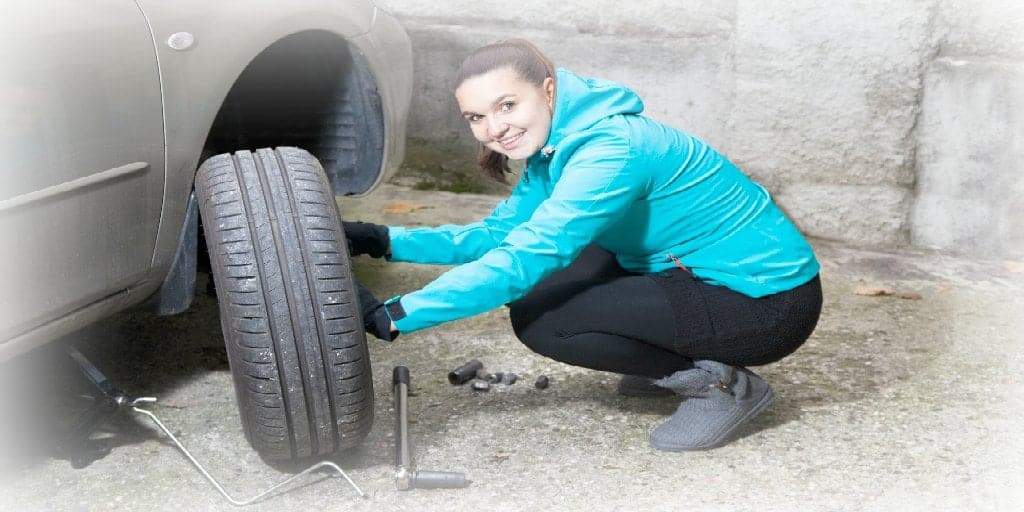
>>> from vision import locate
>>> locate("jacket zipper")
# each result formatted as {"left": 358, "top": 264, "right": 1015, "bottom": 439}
{"left": 667, "top": 253, "right": 688, "bottom": 272}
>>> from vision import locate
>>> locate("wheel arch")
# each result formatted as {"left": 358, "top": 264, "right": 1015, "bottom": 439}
{"left": 155, "top": 29, "right": 391, "bottom": 315}
{"left": 199, "top": 30, "right": 387, "bottom": 197}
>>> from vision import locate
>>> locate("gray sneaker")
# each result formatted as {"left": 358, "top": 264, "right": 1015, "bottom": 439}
{"left": 649, "top": 360, "right": 774, "bottom": 451}
{"left": 616, "top": 374, "right": 675, "bottom": 397}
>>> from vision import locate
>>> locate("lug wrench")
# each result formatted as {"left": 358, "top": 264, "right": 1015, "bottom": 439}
{"left": 392, "top": 366, "right": 470, "bottom": 490}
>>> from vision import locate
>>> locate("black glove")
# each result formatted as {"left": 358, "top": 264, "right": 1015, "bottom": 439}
{"left": 342, "top": 221, "right": 390, "bottom": 258}
{"left": 355, "top": 280, "right": 398, "bottom": 341}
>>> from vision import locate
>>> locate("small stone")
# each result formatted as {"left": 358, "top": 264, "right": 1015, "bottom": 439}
{"left": 471, "top": 379, "right": 490, "bottom": 391}
{"left": 534, "top": 375, "right": 550, "bottom": 389}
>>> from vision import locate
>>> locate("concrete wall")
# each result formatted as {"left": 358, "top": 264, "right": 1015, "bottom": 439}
{"left": 376, "top": 0, "right": 1024, "bottom": 259}
{"left": 911, "top": 0, "right": 1024, "bottom": 259}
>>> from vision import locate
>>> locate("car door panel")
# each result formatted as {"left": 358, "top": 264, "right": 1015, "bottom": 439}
{"left": 0, "top": 1, "right": 165, "bottom": 342}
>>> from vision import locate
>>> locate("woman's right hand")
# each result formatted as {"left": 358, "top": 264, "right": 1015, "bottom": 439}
{"left": 342, "top": 221, "right": 390, "bottom": 258}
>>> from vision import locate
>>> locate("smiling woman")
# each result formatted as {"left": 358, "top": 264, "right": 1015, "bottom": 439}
{"left": 456, "top": 66, "right": 555, "bottom": 163}
{"left": 346, "top": 39, "right": 822, "bottom": 452}
{"left": 453, "top": 39, "right": 557, "bottom": 181}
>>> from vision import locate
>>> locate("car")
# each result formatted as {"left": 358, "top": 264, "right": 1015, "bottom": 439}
{"left": 0, "top": 0, "right": 413, "bottom": 461}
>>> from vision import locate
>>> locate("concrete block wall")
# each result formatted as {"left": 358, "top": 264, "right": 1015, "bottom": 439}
{"left": 375, "top": 0, "right": 1024, "bottom": 259}
{"left": 730, "top": 1, "right": 933, "bottom": 247}
{"left": 911, "top": 0, "right": 1024, "bottom": 258}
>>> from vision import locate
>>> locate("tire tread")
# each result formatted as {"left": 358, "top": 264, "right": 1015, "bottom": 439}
{"left": 194, "top": 147, "right": 373, "bottom": 461}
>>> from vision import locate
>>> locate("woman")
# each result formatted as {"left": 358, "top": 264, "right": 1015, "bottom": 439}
{"left": 347, "top": 39, "right": 822, "bottom": 451}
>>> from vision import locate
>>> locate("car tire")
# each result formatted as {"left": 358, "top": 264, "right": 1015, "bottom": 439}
{"left": 194, "top": 147, "right": 373, "bottom": 461}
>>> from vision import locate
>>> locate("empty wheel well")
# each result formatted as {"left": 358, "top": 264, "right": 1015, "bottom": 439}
{"left": 201, "top": 30, "right": 385, "bottom": 197}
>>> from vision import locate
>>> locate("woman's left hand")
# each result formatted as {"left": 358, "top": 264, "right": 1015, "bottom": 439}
{"left": 355, "top": 280, "right": 399, "bottom": 341}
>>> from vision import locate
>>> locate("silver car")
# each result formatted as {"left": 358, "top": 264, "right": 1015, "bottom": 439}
{"left": 0, "top": 0, "right": 412, "bottom": 461}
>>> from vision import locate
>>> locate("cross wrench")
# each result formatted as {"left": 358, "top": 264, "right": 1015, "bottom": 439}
{"left": 393, "top": 366, "right": 470, "bottom": 490}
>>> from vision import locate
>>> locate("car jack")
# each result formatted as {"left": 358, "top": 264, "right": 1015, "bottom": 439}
{"left": 58, "top": 345, "right": 135, "bottom": 468}
{"left": 60, "top": 345, "right": 365, "bottom": 504}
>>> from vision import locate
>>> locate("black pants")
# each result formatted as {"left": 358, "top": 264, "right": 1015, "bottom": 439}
{"left": 508, "top": 246, "right": 822, "bottom": 378}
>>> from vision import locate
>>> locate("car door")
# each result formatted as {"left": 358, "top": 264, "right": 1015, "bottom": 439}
{"left": 0, "top": 1, "right": 165, "bottom": 343}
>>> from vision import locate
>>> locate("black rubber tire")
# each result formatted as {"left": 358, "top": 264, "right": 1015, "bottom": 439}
{"left": 194, "top": 147, "right": 373, "bottom": 461}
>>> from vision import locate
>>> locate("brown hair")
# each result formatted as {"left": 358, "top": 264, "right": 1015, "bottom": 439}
{"left": 454, "top": 39, "right": 556, "bottom": 182}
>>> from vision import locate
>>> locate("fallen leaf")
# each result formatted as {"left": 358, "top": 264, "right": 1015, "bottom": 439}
{"left": 1003, "top": 260, "right": 1024, "bottom": 273}
{"left": 853, "top": 280, "right": 922, "bottom": 300}
{"left": 853, "top": 282, "right": 891, "bottom": 296}
{"left": 487, "top": 452, "right": 511, "bottom": 464}
{"left": 383, "top": 201, "right": 430, "bottom": 214}
{"left": 854, "top": 287, "right": 891, "bottom": 296}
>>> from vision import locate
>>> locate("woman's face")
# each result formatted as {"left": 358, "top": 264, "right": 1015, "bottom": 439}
{"left": 455, "top": 66, "right": 555, "bottom": 161}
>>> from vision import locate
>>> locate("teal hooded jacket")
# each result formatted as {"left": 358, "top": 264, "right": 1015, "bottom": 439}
{"left": 384, "top": 68, "right": 819, "bottom": 333}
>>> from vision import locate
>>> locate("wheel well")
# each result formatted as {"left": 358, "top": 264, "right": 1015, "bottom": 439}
{"left": 201, "top": 30, "right": 386, "bottom": 197}
{"left": 191, "top": 31, "right": 384, "bottom": 311}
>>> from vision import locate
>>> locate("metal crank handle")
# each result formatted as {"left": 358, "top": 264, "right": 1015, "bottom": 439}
{"left": 408, "top": 469, "right": 470, "bottom": 489}
{"left": 130, "top": 398, "right": 365, "bottom": 504}
{"left": 393, "top": 366, "right": 470, "bottom": 491}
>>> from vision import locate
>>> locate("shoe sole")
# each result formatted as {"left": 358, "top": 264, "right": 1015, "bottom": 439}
{"left": 649, "top": 386, "right": 776, "bottom": 452}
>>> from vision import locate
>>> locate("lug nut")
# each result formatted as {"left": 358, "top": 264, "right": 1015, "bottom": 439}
{"left": 502, "top": 373, "right": 518, "bottom": 385}
{"left": 448, "top": 360, "right": 483, "bottom": 385}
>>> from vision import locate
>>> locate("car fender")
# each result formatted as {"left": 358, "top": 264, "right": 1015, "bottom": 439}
{"left": 135, "top": 1, "right": 411, "bottom": 307}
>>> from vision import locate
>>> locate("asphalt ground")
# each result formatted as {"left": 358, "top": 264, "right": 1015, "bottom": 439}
{"left": 1, "top": 183, "right": 1022, "bottom": 511}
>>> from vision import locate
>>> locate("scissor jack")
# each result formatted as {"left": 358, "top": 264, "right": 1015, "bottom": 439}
{"left": 59, "top": 345, "right": 364, "bottom": 504}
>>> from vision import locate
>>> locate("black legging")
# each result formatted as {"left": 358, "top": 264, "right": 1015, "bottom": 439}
{"left": 508, "top": 245, "right": 822, "bottom": 378}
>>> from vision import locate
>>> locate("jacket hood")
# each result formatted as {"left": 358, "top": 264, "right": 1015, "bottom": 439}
{"left": 543, "top": 68, "right": 645, "bottom": 152}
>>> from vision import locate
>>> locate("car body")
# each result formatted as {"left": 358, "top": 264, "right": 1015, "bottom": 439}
{"left": 0, "top": 0, "right": 413, "bottom": 359}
